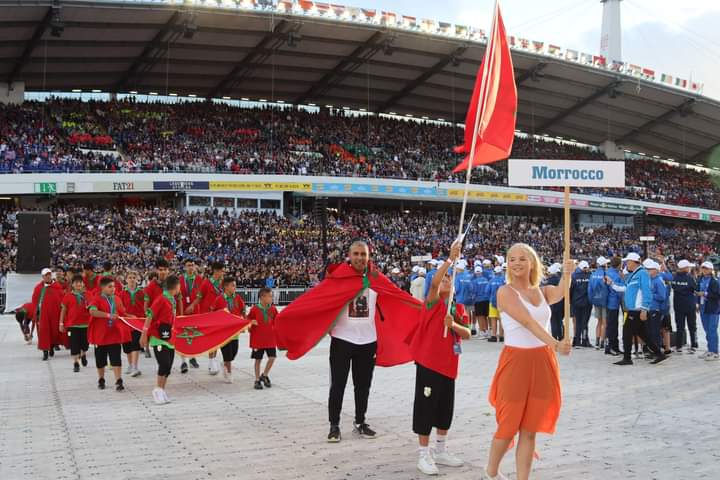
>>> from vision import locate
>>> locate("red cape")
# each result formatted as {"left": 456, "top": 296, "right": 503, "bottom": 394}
{"left": 32, "top": 281, "right": 67, "bottom": 351}
{"left": 274, "top": 262, "right": 422, "bottom": 367}
{"left": 121, "top": 310, "right": 250, "bottom": 357}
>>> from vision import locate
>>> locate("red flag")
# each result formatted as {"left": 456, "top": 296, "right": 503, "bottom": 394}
{"left": 121, "top": 310, "right": 251, "bottom": 356}
{"left": 453, "top": 2, "right": 517, "bottom": 172}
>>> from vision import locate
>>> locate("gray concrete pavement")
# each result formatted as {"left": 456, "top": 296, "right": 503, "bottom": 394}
{"left": 1, "top": 315, "right": 718, "bottom": 480}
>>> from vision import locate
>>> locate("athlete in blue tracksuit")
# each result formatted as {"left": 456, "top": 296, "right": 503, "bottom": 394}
{"left": 648, "top": 265, "right": 667, "bottom": 351}
{"left": 472, "top": 267, "right": 491, "bottom": 336}
{"left": 488, "top": 267, "right": 506, "bottom": 341}
{"left": 604, "top": 258, "right": 624, "bottom": 355}
{"left": 697, "top": 263, "right": 720, "bottom": 358}
{"left": 671, "top": 261, "right": 698, "bottom": 352}
{"left": 570, "top": 264, "right": 592, "bottom": 347}
{"left": 455, "top": 265, "right": 475, "bottom": 315}
{"left": 587, "top": 259, "right": 610, "bottom": 348}
{"left": 608, "top": 253, "right": 666, "bottom": 365}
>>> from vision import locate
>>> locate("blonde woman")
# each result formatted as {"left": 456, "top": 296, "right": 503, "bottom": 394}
{"left": 482, "top": 243, "right": 574, "bottom": 480}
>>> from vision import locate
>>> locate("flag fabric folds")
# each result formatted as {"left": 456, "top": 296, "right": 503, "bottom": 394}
{"left": 453, "top": 2, "right": 517, "bottom": 172}
{"left": 121, "top": 310, "right": 251, "bottom": 356}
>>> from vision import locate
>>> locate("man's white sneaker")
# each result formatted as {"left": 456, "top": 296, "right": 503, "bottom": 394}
{"left": 705, "top": 353, "right": 720, "bottom": 361}
{"left": 698, "top": 351, "right": 711, "bottom": 359}
{"left": 433, "top": 450, "right": 464, "bottom": 467}
{"left": 481, "top": 466, "right": 509, "bottom": 480}
{"left": 417, "top": 452, "right": 439, "bottom": 476}
{"left": 152, "top": 388, "right": 166, "bottom": 405}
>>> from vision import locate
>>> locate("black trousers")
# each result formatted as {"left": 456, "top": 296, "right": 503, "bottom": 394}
{"left": 606, "top": 308, "right": 620, "bottom": 351}
{"left": 674, "top": 307, "right": 698, "bottom": 349}
{"left": 68, "top": 327, "right": 89, "bottom": 356}
{"left": 221, "top": 339, "right": 239, "bottom": 363}
{"left": 550, "top": 307, "right": 564, "bottom": 340}
{"left": 622, "top": 311, "right": 663, "bottom": 361}
{"left": 573, "top": 305, "right": 592, "bottom": 344}
{"left": 328, "top": 337, "right": 376, "bottom": 426}
{"left": 153, "top": 345, "right": 175, "bottom": 377}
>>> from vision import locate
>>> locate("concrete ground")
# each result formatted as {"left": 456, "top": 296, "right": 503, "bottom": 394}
{"left": 0, "top": 315, "right": 718, "bottom": 480}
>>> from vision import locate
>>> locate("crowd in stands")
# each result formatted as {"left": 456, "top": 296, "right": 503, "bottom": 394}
{"left": 1, "top": 99, "right": 720, "bottom": 209}
{"left": 1, "top": 205, "right": 718, "bottom": 288}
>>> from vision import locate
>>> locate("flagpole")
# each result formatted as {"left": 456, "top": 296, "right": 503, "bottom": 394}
{"left": 563, "top": 186, "right": 571, "bottom": 345}
{"left": 444, "top": 1, "right": 499, "bottom": 337}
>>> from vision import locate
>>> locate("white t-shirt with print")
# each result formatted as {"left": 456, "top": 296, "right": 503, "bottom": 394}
{"left": 331, "top": 288, "right": 378, "bottom": 345}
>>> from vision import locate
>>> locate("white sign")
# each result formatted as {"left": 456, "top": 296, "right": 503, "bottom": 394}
{"left": 508, "top": 160, "right": 625, "bottom": 187}
{"left": 639, "top": 236, "right": 656, "bottom": 242}
{"left": 411, "top": 254, "right": 433, "bottom": 263}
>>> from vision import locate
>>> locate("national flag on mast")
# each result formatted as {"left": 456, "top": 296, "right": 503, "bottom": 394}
{"left": 453, "top": 2, "right": 517, "bottom": 172}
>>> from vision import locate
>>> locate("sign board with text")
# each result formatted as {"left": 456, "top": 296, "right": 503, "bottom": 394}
{"left": 508, "top": 160, "right": 625, "bottom": 187}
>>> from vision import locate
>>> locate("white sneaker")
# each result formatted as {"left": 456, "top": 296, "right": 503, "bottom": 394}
{"left": 125, "top": 365, "right": 133, "bottom": 374}
{"left": 698, "top": 351, "right": 711, "bottom": 359}
{"left": 481, "top": 466, "right": 509, "bottom": 480}
{"left": 417, "top": 451, "right": 439, "bottom": 475}
{"left": 209, "top": 358, "right": 220, "bottom": 376}
{"left": 130, "top": 367, "right": 142, "bottom": 377}
{"left": 705, "top": 353, "right": 720, "bottom": 361}
{"left": 152, "top": 388, "right": 166, "bottom": 405}
{"left": 161, "top": 389, "right": 171, "bottom": 403}
{"left": 433, "top": 450, "right": 464, "bottom": 467}
{"left": 223, "top": 368, "right": 233, "bottom": 384}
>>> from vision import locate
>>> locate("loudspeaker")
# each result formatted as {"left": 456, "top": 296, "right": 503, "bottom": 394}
{"left": 16, "top": 212, "right": 51, "bottom": 273}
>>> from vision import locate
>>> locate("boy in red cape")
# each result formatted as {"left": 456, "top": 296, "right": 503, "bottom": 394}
{"left": 32, "top": 268, "right": 66, "bottom": 360}
{"left": 406, "top": 240, "right": 470, "bottom": 476}
{"left": 247, "top": 288, "right": 278, "bottom": 390}
{"left": 88, "top": 277, "right": 136, "bottom": 391}
{"left": 211, "top": 276, "right": 248, "bottom": 384}
{"left": 275, "top": 240, "right": 422, "bottom": 443}
{"left": 59, "top": 274, "right": 91, "bottom": 372}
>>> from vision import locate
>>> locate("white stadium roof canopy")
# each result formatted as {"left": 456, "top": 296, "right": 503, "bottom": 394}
{"left": 1, "top": 0, "right": 719, "bottom": 163}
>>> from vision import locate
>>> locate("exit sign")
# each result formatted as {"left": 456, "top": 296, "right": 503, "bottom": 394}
{"left": 34, "top": 183, "right": 57, "bottom": 194}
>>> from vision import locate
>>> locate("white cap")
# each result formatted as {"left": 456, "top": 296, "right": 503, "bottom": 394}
{"left": 622, "top": 252, "right": 642, "bottom": 263}
{"left": 643, "top": 259, "right": 659, "bottom": 270}
{"left": 502, "top": 263, "right": 507, "bottom": 270}
{"left": 483, "top": 259, "right": 492, "bottom": 266}
{"left": 455, "top": 260, "right": 467, "bottom": 270}
{"left": 412, "top": 265, "right": 420, "bottom": 273}
{"left": 429, "top": 259, "right": 439, "bottom": 266}
{"left": 391, "top": 267, "right": 401, "bottom": 274}
{"left": 701, "top": 261, "right": 714, "bottom": 270}
{"left": 495, "top": 255, "right": 505, "bottom": 264}
{"left": 578, "top": 260, "right": 590, "bottom": 270}
{"left": 474, "top": 266, "right": 483, "bottom": 273}
{"left": 494, "top": 266, "right": 503, "bottom": 273}
{"left": 548, "top": 263, "right": 562, "bottom": 275}
{"left": 596, "top": 256, "right": 609, "bottom": 266}
{"left": 677, "top": 259, "right": 695, "bottom": 269}
{"left": 474, "top": 260, "right": 482, "bottom": 267}
{"left": 41, "top": 268, "right": 52, "bottom": 276}
{"left": 418, "top": 268, "right": 427, "bottom": 275}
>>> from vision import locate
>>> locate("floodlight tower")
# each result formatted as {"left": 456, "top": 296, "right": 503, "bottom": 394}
{"left": 600, "top": 0, "right": 622, "bottom": 63}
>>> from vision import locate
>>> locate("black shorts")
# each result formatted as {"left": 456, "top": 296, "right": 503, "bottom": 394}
{"left": 474, "top": 301, "right": 489, "bottom": 317}
{"left": 153, "top": 345, "right": 175, "bottom": 377}
{"left": 122, "top": 330, "right": 142, "bottom": 354}
{"left": 221, "top": 339, "right": 239, "bottom": 363}
{"left": 661, "top": 313, "right": 672, "bottom": 330}
{"left": 95, "top": 344, "right": 122, "bottom": 369}
{"left": 412, "top": 363, "right": 455, "bottom": 436}
{"left": 251, "top": 348, "right": 277, "bottom": 360}
{"left": 68, "top": 327, "right": 89, "bottom": 356}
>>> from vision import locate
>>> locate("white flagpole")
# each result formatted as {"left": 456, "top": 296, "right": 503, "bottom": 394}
{"left": 444, "top": 1, "right": 499, "bottom": 337}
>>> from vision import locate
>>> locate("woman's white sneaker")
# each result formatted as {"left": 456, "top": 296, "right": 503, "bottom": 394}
{"left": 481, "top": 466, "right": 509, "bottom": 480}
{"left": 152, "top": 388, "right": 166, "bottom": 405}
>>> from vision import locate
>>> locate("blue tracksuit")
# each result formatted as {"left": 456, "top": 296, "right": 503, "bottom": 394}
{"left": 455, "top": 270, "right": 475, "bottom": 306}
{"left": 588, "top": 268, "right": 609, "bottom": 308}
{"left": 570, "top": 269, "right": 592, "bottom": 344}
{"left": 489, "top": 273, "right": 505, "bottom": 308}
{"left": 483, "top": 268, "right": 494, "bottom": 281}
{"left": 621, "top": 266, "right": 652, "bottom": 312}
{"left": 473, "top": 273, "right": 490, "bottom": 303}
{"left": 671, "top": 271, "right": 697, "bottom": 349}
{"left": 698, "top": 275, "right": 720, "bottom": 354}
{"left": 604, "top": 267, "right": 624, "bottom": 352}
{"left": 424, "top": 267, "right": 438, "bottom": 299}
{"left": 605, "top": 267, "right": 623, "bottom": 310}
{"left": 649, "top": 274, "right": 668, "bottom": 347}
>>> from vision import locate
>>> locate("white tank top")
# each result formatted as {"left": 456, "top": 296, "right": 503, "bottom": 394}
{"left": 500, "top": 286, "right": 551, "bottom": 348}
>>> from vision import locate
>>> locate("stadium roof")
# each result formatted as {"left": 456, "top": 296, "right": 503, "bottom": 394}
{"left": 1, "top": 0, "right": 720, "bottom": 164}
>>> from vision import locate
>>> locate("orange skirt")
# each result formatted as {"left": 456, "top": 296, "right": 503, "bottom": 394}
{"left": 488, "top": 345, "right": 562, "bottom": 439}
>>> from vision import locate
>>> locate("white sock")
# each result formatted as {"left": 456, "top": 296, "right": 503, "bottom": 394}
{"left": 435, "top": 434, "right": 447, "bottom": 453}
{"left": 418, "top": 446, "right": 430, "bottom": 458}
